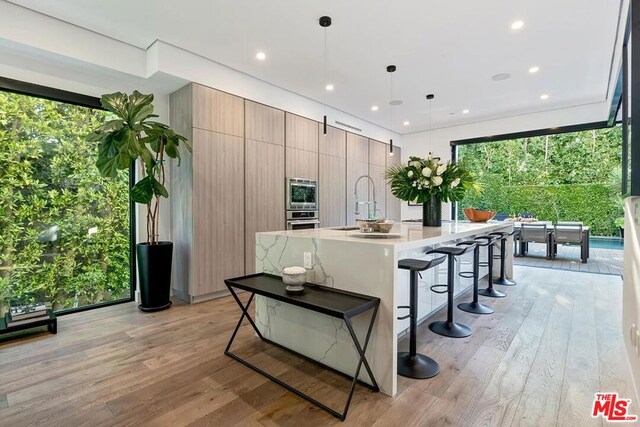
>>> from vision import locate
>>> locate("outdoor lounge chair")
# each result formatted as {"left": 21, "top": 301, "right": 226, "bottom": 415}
{"left": 550, "top": 222, "right": 588, "bottom": 263}
{"left": 519, "top": 223, "right": 551, "bottom": 258}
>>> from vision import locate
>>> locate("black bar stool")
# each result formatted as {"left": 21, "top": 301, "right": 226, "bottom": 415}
{"left": 456, "top": 240, "right": 494, "bottom": 315}
{"left": 489, "top": 231, "right": 517, "bottom": 286}
{"left": 425, "top": 244, "right": 477, "bottom": 338}
{"left": 476, "top": 235, "right": 506, "bottom": 298}
{"left": 397, "top": 256, "right": 446, "bottom": 379}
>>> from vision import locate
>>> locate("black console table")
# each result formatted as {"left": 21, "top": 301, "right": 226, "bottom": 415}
{"left": 224, "top": 273, "right": 380, "bottom": 421}
{"left": 0, "top": 310, "right": 57, "bottom": 336}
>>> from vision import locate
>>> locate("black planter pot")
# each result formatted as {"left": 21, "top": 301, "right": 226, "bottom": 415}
{"left": 422, "top": 196, "right": 442, "bottom": 227}
{"left": 620, "top": 226, "right": 625, "bottom": 239}
{"left": 137, "top": 241, "right": 173, "bottom": 312}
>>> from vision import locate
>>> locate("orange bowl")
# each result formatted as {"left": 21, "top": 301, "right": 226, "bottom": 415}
{"left": 463, "top": 208, "right": 496, "bottom": 222}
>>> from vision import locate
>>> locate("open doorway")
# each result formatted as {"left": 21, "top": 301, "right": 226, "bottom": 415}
{"left": 454, "top": 124, "right": 623, "bottom": 275}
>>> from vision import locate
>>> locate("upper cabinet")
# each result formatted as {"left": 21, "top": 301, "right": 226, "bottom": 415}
{"left": 346, "top": 133, "right": 369, "bottom": 162}
{"left": 285, "top": 113, "right": 319, "bottom": 152}
{"left": 192, "top": 84, "right": 244, "bottom": 137}
{"left": 369, "top": 139, "right": 388, "bottom": 167}
{"left": 369, "top": 139, "right": 388, "bottom": 218}
{"left": 346, "top": 133, "right": 370, "bottom": 225}
{"left": 245, "top": 100, "right": 284, "bottom": 145}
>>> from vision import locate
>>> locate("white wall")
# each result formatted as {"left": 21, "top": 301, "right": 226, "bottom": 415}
{"left": 623, "top": 197, "right": 640, "bottom": 403}
{"left": 400, "top": 101, "right": 611, "bottom": 220}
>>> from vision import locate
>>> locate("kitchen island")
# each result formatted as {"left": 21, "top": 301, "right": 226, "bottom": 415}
{"left": 254, "top": 221, "right": 514, "bottom": 396}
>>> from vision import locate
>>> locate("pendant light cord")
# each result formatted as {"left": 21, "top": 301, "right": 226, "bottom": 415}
{"left": 324, "top": 27, "right": 327, "bottom": 114}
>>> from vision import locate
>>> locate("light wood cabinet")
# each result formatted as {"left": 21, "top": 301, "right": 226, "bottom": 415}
{"left": 170, "top": 83, "right": 245, "bottom": 303}
{"left": 319, "top": 125, "right": 346, "bottom": 227}
{"left": 245, "top": 100, "right": 284, "bottom": 145}
{"left": 192, "top": 84, "right": 244, "bottom": 137}
{"left": 346, "top": 133, "right": 370, "bottom": 225}
{"left": 286, "top": 147, "right": 318, "bottom": 180}
{"left": 386, "top": 146, "right": 402, "bottom": 221}
{"left": 369, "top": 139, "right": 388, "bottom": 218}
{"left": 285, "top": 113, "right": 319, "bottom": 152}
{"left": 369, "top": 139, "right": 388, "bottom": 166}
{"left": 245, "top": 139, "right": 285, "bottom": 273}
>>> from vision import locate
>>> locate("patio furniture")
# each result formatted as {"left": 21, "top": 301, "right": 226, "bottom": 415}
{"left": 550, "top": 222, "right": 588, "bottom": 263}
{"left": 519, "top": 223, "right": 551, "bottom": 259}
{"left": 494, "top": 212, "right": 508, "bottom": 221}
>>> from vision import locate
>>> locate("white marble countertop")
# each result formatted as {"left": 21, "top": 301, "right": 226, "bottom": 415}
{"left": 258, "top": 220, "right": 513, "bottom": 252}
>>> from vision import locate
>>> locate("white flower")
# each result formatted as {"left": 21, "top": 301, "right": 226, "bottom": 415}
{"left": 407, "top": 170, "right": 414, "bottom": 178}
{"left": 451, "top": 178, "right": 460, "bottom": 188}
{"left": 422, "top": 167, "right": 432, "bottom": 178}
{"left": 436, "top": 164, "right": 447, "bottom": 175}
{"left": 432, "top": 176, "right": 443, "bottom": 186}
{"left": 409, "top": 161, "right": 421, "bottom": 168}
{"left": 412, "top": 181, "right": 417, "bottom": 187}
{"left": 427, "top": 152, "right": 433, "bottom": 160}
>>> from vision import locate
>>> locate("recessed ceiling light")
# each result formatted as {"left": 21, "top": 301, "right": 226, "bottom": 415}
{"left": 371, "top": 105, "right": 379, "bottom": 111}
{"left": 256, "top": 51, "right": 266, "bottom": 60}
{"left": 511, "top": 20, "right": 524, "bottom": 30}
{"left": 529, "top": 66, "right": 540, "bottom": 74}
{"left": 540, "top": 94, "right": 549, "bottom": 100}
{"left": 462, "top": 109, "right": 470, "bottom": 114}
{"left": 403, "top": 121, "right": 410, "bottom": 126}
{"left": 325, "top": 84, "right": 334, "bottom": 91}
{"left": 492, "top": 73, "right": 511, "bottom": 81}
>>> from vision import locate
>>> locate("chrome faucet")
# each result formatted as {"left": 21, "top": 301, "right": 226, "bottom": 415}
{"left": 354, "top": 175, "right": 377, "bottom": 219}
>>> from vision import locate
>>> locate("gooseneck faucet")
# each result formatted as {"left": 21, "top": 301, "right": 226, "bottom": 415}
{"left": 354, "top": 175, "right": 377, "bottom": 219}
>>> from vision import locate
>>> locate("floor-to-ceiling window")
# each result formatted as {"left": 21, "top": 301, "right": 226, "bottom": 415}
{"left": 0, "top": 87, "right": 133, "bottom": 314}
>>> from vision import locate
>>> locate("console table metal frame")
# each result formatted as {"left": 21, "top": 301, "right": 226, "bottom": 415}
{"left": 224, "top": 273, "right": 380, "bottom": 421}
{"left": 0, "top": 310, "right": 57, "bottom": 336}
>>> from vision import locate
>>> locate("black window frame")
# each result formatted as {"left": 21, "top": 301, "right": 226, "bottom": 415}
{"left": 0, "top": 76, "right": 136, "bottom": 315}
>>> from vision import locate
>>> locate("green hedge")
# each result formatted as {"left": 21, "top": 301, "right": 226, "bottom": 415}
{"left": 459, "top": 181, "right": 620, "bottom": 236}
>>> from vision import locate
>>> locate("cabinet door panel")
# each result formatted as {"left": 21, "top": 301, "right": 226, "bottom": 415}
{"left": 319, "top": 154, "right": 346, "bottom": 227}
{"left": 245, "top": 139, "right": 285, "bottom": 273}
{"left": 347, "top": 133, "right": 368, "bottom": 162}
{"left": 245, "top": 100, "right": 284, "bottom": 145}
{"left": 319, "top": 125, "right": 346, "bottom": 157}
{"left": 286, "top": 113, "right": 318, "bottom": 152}
{"left": 286, "top": 147, "right": 318, "bottom": 180}
{"left": 369, "top": 139, "right": 388, "bottom": 166}
{"left": 192, "top": 84, "right": 244, "bottom": 137}
{"left": 386, "top": 146, "right": 402, "bottom": 221}
{"left": 192, "top": 129, "right": 245, "bottom": 296}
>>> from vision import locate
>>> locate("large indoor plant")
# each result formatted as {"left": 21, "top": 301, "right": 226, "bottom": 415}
{"left": 386, "top": 153, "right": 475, "bottom": 226}
{"left": 88, "top": 91, "right": 189, "bottom": 311}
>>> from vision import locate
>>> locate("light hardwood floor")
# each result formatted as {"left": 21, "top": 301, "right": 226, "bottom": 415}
{"left": 0, "top": 266, "right": 636, "bottom": 426}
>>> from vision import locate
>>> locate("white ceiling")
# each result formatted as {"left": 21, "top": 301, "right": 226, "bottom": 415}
{"left": 7, "top": 0, "right": 623, "bottom": 134}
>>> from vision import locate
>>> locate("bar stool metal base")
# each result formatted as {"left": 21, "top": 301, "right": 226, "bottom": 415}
{"left": 457, "top": 301, "right": 494, "bottom": 315}
{"left": 397, "top": 352, "right": 440, "bottom": 379}
{"left": 478, "top": 287, "right": 506, "bottom": 298}
{"left": 493, "top": 277, "right": 516, "bottom": 286}
{"left": 429, "top": 320, "right": 472, "bottom": 338}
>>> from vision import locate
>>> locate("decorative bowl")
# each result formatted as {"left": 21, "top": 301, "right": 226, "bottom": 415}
{"left": 375, "top": 220, "right": 395, "bottom": 233}
{"left": 282, "top": 266, "right": 307, "bottom": 286}
{"left": 463, "top": 208, "right": 497, "bottom": 222}
{"left": 356, "top": 219, "right": 379, "bottom": 231}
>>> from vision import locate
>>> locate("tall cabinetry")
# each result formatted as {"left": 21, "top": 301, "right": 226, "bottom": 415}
{"left": 245, "top": 100, "right": 285, "bottom": 273}
{"left": 170, "top": 83, "right": 245, "bottom": 303}
{"left": 285, "top": 113, "right": 318, "bottom": 180}
{"left": 369, "top": 139, "right": 388, "bottom": 219}
{"left": 319, "top": 125, "right": 346, "bottom": 227}
{"left": 346, "top": 133, "right": 370, "bottom": 225}
{"left": 386, "top": 146, "right": 402, "bottom": 221}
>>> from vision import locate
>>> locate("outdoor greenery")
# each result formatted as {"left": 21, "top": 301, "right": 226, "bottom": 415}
{"left": 0, "top": 91, "right": 130, "bottom": 314}
{"left": 458, "top": 126, "right": 623, "bottom": 236}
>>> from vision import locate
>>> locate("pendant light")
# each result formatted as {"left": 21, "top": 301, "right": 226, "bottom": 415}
{"left": 387, "top": 65, "right": 396, "bottom": 155}
{"left": 426, "top": 94, "right": 435, "bottom": 155}
{"left": 319, "top": 16, "right": 332, "bottom": 135}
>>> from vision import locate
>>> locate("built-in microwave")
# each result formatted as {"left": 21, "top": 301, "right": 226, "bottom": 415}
{"left": 286, "top": 178, "right": 318, "bottom": 211}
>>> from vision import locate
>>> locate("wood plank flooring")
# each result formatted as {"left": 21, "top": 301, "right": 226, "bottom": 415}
{"left": 514, "top": 242, "right": 623, "bottom": 276}
{"left": 0, "top": 266, "right": 636, "bottom": 426}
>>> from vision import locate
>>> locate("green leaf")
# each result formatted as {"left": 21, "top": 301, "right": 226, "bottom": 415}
{"left": 100, "top": 92, "right": 129, "bottom": 120}
{"left": 130, "top": 176, "right": 154, "bottom": 204}
{"left": 153, "top": 179, "right": 169, "bottom": 198}
{"left": 127, "top": 90, "right": 154, "bottom": 124}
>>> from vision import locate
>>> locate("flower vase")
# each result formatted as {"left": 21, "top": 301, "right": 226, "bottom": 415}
{"left": 422, "top": 196, "right": 442, "bottom": 227}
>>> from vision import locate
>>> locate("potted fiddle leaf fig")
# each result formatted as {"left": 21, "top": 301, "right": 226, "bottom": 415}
{"left": 88, "top": 91, "right": 190, "bottom": 311}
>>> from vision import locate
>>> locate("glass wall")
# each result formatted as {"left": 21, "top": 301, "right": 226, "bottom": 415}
{"left": 0, "top": 90, "right": 132, "bottom": 314}
{"left": 457, "top": 126, "right": 623, "bottom": 236}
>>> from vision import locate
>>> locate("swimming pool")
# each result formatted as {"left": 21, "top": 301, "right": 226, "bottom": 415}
{"left": 589, "top": 236, "right": 624, "bottom": 250}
